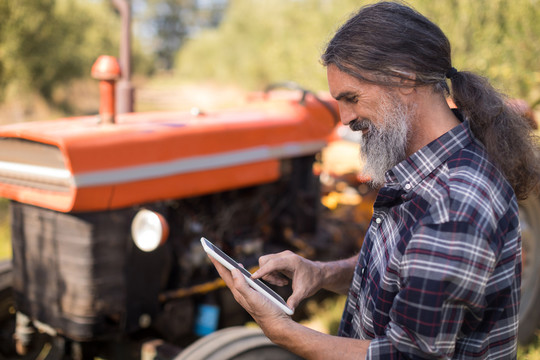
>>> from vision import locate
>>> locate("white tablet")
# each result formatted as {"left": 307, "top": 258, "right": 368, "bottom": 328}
{"left": 200, "top": 237, "right": 294, "bottom": 316}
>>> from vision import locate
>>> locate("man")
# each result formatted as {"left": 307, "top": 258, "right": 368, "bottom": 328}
{"left": 209, "top": 2, "right": 539, "bottom": 359}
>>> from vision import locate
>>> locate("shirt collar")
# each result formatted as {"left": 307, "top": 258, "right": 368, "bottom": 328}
{"left": 386, "top": 114, "right": 475, "bottom": 192}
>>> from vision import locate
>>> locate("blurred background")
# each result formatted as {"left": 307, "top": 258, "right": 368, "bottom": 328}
{"left": 0, "top": 0, "right": 539, "bottom": 120}
{"left": 0, "top": 0, "right": 539, "bottom": 357}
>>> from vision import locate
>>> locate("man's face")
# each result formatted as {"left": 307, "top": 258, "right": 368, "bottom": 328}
{"left": 327, "top": 65, "right": 415, "bottom": 186}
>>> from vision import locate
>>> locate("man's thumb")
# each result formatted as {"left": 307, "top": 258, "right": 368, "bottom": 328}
{"left": 287, "top": 294, "right": 302, "bottom": 311}
{"left": 232, "top": 269, "right": 249, "bottom": 292}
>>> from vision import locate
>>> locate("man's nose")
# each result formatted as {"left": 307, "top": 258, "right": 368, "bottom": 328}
{"left": 338, "top": 106, "right": 356, "bottom": 126}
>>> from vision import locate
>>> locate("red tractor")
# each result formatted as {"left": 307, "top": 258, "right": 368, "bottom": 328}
{"left": 0, "top": 48, "right": 369, "bottom": 360}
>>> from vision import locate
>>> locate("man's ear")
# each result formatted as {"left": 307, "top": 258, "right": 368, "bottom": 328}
{"left": 399, "top": 71, "right": 416, "bottom": 95}
{"left": 393, "top": 70, "right": 416, "bottom": 95}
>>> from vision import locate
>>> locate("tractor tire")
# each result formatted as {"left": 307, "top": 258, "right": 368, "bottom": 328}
{"left": 518, "top": 195, "right": 540, "bottom": 344}
{"left": 174, "top": 326, "right": 303, "bottom": 360}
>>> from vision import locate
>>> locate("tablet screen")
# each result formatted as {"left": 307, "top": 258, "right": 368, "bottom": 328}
{"left": 201, "top": 237, "right": 289, "bottom": 308}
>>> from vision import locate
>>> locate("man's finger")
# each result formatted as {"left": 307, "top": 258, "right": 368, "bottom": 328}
{"left": 260, "top": 274, "right": 289, "bottom": 286}
{"left": 230, "top": 269, "right": 267, "bottom": 309}
{"left": 253, "top": 256, "right": 290, "bottom": 279}
{"left": 231, "top": 268, "right": 250, "bottom": 292}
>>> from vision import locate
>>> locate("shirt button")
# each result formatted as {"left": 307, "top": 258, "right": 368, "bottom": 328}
{"left": 404, "top": 183, "right": 412, "bottom": 190}
{"left": 375, "top": 217, "right": 382, "bottom": 224}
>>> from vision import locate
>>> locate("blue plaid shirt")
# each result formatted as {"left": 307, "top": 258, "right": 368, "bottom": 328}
{"left": 338, "top": 120, "right": 521, "bottom": 359}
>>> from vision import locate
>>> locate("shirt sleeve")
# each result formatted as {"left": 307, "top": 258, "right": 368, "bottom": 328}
{"left": 367, "top": 220, "right": 498, "bottom": 359}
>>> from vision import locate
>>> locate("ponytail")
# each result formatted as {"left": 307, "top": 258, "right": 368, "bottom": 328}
{"left": 449, "top": 71, "right": 540, "bottom": 199}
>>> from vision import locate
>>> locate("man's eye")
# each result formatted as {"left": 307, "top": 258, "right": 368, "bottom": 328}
{"left": 346, "top": 96, "right": 358, "bottom": 104}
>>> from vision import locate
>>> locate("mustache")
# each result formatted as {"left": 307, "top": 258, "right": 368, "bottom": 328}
{"left": 349, "top": 119, "right": 373, "bottom": 132}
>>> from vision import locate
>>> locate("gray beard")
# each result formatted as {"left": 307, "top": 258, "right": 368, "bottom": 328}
{"left": 355, "top": 94, "right": 414, "bottom": 187}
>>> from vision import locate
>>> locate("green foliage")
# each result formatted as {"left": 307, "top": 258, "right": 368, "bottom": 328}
{"left": 176, "top": 0, "right": 540, "bottom": 103}
{"left": 0, "top": 0, "right": 153, "bottom": 104}
{"left": 145, "top": 0, "right": 192, "bottom": 70}
{"left": 176, "top": 0, "right": 361, "bottom": 91}
{"left": 0, "top": 0, "right": 117, "bottom": 101}
{"left": 413, "top": 0, "right": 540, "bottom": 105}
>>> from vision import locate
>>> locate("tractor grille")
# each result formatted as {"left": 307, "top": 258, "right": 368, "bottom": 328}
{"left": 10, "top": 202, "right": 134, "bottom": 340}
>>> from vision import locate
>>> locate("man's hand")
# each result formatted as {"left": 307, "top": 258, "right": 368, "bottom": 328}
{"left": 207, "top": 256, "right": 291, "bottom": 331}
{"left": 251, "top": 250, "right": 324, "bottom": 311}
{"left": 207, "top": 252, "right": 370, "bottom": 359}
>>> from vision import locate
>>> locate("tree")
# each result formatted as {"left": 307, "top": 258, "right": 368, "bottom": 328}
{"left": 0, "top": 0, "right": 153, "bottom": 105}
{"left": 414, "top": 0, "right": 540, "bottom": 104}
{"left": 0, "top": 0, "right": 119, "bottom": 101}
{"left": 144, "top": 0, "right": 228, "bottom": 70}
{"left": 176, "top": 0, "right": 351, "bottom": 90}
{"left": 175, "top": 0, "right": 540, "bottom": 104}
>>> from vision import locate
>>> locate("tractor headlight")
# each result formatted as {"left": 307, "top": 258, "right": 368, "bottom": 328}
{"left": 131, "top": 209, "right": 169, "bottom": 252}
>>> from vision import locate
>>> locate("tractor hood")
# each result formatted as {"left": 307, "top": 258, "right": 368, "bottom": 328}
{"left": 0, "top": 93, "right": 338, "bottom": 212}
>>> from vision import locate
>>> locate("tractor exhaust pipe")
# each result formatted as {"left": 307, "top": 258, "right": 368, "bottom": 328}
{"left": 91, "top": 55, "right": 121, "bottom": 124}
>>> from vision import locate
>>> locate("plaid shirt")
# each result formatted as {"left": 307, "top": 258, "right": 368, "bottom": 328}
{"left": 338, "top": 119, "right": 521, "bottom": 359}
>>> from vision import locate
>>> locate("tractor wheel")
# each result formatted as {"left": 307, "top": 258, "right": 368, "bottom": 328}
{"left": 518, "top": 195, "right": 540, "bottom": 344}
{"left": 0, "top": 260, "right": 66, "bottom": 360}
{"left": 174, "top": 326, "right": 303, "bottom": 360}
